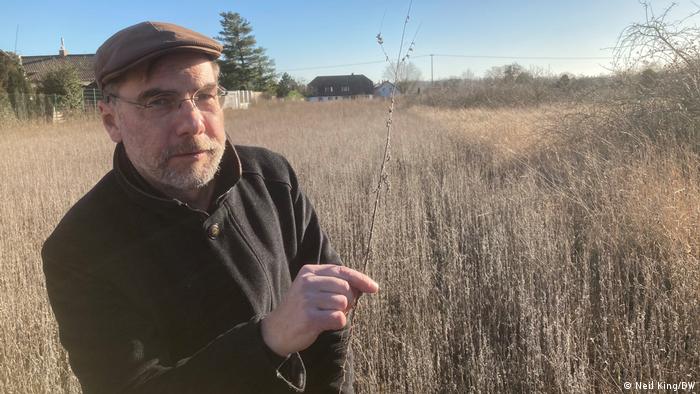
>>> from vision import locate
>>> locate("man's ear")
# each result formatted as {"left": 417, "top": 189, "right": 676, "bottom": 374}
{"left": 98, "top": 100, "right": 122, "bottom": 143}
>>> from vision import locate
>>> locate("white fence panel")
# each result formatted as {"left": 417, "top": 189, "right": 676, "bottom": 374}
{"left": 222, "top": 90, "right": 262, "bottom": 110}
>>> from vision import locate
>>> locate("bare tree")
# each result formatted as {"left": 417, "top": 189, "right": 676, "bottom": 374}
{"left": 383, "top": 61, "right": 422, "bottom": 94}
{"left": 613, "top": 1, "right": 700, "bottom": 105}
{"left": 614, "top": 2, "right": 700, "bottom": 69}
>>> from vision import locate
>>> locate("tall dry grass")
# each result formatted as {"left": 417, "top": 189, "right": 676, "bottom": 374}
{"left": 0, "top": 99, "right": 697, "bottom": 393}
{"left": 0, "top": 119, "right": 110, "bottom": 393}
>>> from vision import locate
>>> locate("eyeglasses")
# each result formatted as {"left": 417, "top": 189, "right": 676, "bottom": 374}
{"left": 106, "top": 85, "right": 228, "bottom": 119}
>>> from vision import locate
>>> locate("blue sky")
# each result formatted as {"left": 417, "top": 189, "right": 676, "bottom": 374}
{"left": 2, "top": 1, "right": 699, "bottom": 83}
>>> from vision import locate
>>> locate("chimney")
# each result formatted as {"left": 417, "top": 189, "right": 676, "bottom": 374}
{"left": 59, "top": 37, "right": 68, "bottom": 57}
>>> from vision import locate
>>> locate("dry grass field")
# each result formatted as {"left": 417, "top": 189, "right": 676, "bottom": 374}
{"left": 0, "top": 99, "right": 698, "bottom": 393}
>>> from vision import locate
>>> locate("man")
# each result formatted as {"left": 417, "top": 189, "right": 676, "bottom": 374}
{"left": 42, "top": 21, "right": 378, "bottom": 393}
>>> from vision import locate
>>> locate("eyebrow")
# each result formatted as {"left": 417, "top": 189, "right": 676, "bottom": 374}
{"left": 137, "top": 88, "right": 176, "bottom": 102}
{"left": 197, "top": 83, "right": 219, "bottom": 93}
{"left": 137, "top": 83, "right": 219, "bottom": 101}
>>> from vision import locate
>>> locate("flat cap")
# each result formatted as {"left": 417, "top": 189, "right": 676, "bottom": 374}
{"left": 95, "top": 21, "right": 222, "bottom": 89}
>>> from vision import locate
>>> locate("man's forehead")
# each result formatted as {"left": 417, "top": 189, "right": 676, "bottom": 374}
{"left": 119, "top": 52, "right": 216, "bottom": 94}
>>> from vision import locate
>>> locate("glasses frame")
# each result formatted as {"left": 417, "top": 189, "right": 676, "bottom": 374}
{"left": 105, "top": 85, "right": 228, "bottom": 116}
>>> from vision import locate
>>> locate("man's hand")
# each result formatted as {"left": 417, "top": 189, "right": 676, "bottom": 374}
{"left": 261, "top": 264, "right": 379, "bottom": 357}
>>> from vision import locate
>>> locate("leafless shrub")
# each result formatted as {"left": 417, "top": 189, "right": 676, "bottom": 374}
{"left": 614, "top": 1, "right": 700, "bottom": 114}
{"left": 407, "top": 73, "right": 621, "bottom": 109}
{"left": 614, "top": 2, "right": 699, "bottom": 69}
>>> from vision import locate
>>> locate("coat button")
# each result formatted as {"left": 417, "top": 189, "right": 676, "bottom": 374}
{"left": 207, "top": 223, "right": 221, "bottom": 239}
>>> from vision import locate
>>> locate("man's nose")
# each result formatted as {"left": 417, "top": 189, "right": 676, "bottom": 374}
{"left": 174, "top": 99, "right": 206, "bottom": 136}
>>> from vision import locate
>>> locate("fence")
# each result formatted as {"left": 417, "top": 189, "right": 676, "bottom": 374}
{"left": 1, "top": 89, "right": 260, "bottom": 125}
{"left": 83, "top": 88, "right": 103, "bottom": 113}
{"left": 221, "top": 90, "right": 262, "bottom": 109}
{"left": 1, "top": 93, "right": 68, "bottom": 123}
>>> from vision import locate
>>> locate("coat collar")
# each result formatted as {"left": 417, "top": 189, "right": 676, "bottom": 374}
{"left": 113, "top": 140, "right": 242, "bottom": 213}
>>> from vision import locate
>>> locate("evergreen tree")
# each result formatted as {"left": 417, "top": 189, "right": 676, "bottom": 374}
{"left": 275, "top": 72, "right": 295, "bottom": 98}
{"left": 217, "top": 12, "right": 276, "bottom": 91}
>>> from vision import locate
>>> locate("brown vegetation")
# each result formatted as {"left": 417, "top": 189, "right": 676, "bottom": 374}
{"left": 0, "top": 94, "right": 697, "bottom": 392}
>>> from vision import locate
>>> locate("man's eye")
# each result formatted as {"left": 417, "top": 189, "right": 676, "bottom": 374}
{"left": 195, "top": 93, "right": 216, "bottom": 102}
{"left": 147, "top": 97, "right": 176, "bottom": 108}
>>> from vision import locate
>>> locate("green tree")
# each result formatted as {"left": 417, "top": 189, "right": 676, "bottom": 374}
{"left": 275, "top": 72, "right": 298, "bottom": 98}
{"left": 0, "top": 50, "right": 32, "bottom": 117}
{"left": 217, "top": 12, "right": 276, "bottom": 92}
{"left": 0, "top": 51, "right": 31, "bottom": 94}
{"left": 275, "top": 74, "right": 307, "bottom": 99}
{"left": 39, "top": 65, "right": 83, "bottom": 110}
{"left": 286, "top": 89, "right": 305, "bottom": 100}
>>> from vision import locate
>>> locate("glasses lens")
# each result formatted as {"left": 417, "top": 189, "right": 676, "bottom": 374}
{"left": 135, "top": 87, "right": 227, "bottom": 118}
{"left": 145, "top": 95, "right": 178, "bottom": 118}
{"left": 217, "top": 87, "right": 227, "bottom": 108}
{"left": 193, "top": 89, "right": 222, "bottom": 112}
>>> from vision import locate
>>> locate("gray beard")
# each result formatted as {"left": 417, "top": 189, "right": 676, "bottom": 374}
{"left": 149, "top": 137, "right": 226, "bottom": 192}
{"left": 158, "top": 146, "right": 224, "bottom": 191}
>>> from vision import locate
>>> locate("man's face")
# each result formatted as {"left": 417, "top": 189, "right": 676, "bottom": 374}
{"left": 99, "top": 52, "right": 226, "bottom": 193}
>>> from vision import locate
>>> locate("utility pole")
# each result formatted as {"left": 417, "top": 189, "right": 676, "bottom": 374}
{"left": 14, "top": 25, "right": 19, "bottom": 54}
{"left": 430, "top": 54, "right": 434, "bottom": 86}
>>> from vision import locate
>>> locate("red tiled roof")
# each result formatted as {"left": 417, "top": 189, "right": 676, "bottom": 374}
{"left": 21, "top": 54, "right": 95, "bottom": 85}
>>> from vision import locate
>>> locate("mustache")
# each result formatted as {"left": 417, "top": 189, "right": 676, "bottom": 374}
{"left": 163, "top": 137, "right": 223, "bottom": 158}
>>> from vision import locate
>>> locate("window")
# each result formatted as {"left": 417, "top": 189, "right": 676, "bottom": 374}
{"left": 341, "top": 85, "right": 350, "bottom": 93}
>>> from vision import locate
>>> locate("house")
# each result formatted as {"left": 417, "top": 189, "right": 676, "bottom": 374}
{"left": 307, "top": 74, "right": 374, "bottom": 101}
{"left": 21, "top": 39, "right": 96, "bottom": 86}
{"left": 20, "top": 38, "right": 101, "bottom": 105}
{"left": 373, "top": 81, "right": 400, "bottom": 98}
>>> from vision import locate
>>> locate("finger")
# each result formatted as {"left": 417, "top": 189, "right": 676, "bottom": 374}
{"left": 301, "top": 275, "right": 355, "bottom": 305}
{"left": 314, "top": 293, "right": 349, "bottom": 311}
{"left": 306, "top": 275, "right": 350, "bottom": 293}
{"left": 306, "top": 265, "right": 379, "bottom": 294}
{"left": 311, "top": 309, "right": 347, "bottom": 331}
{"left": 298, "top": 273, "right": 352, "bottom": 294}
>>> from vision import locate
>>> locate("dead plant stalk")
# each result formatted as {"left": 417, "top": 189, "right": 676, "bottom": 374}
{"left": 339, "top": 1, "right": 416, "bottom": 391}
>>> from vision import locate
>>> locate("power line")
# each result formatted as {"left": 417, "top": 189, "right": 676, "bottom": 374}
{"left": 14, "top": 25, "right": 19, "bottom": 54}
{"left": 413, "top": 53, "right": 612, "bottom": 60}
{"left": 277, "top": 52, "right": 613, "bottom": 74}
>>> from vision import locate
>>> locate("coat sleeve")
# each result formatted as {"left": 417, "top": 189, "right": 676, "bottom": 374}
{"left": 285, "top": 159, "right": 355, "bottom": 394}
{"left": 42, "top": 245, "right": 305, "bottom": 394}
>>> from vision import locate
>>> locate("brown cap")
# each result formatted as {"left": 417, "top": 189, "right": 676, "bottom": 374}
{"left": 94, "top": 21, "right": 222, "bottom": 89}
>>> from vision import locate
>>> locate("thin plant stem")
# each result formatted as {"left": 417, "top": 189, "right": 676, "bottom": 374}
{"left": 339, "top": 2, "right": 415, "bottom": 391}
